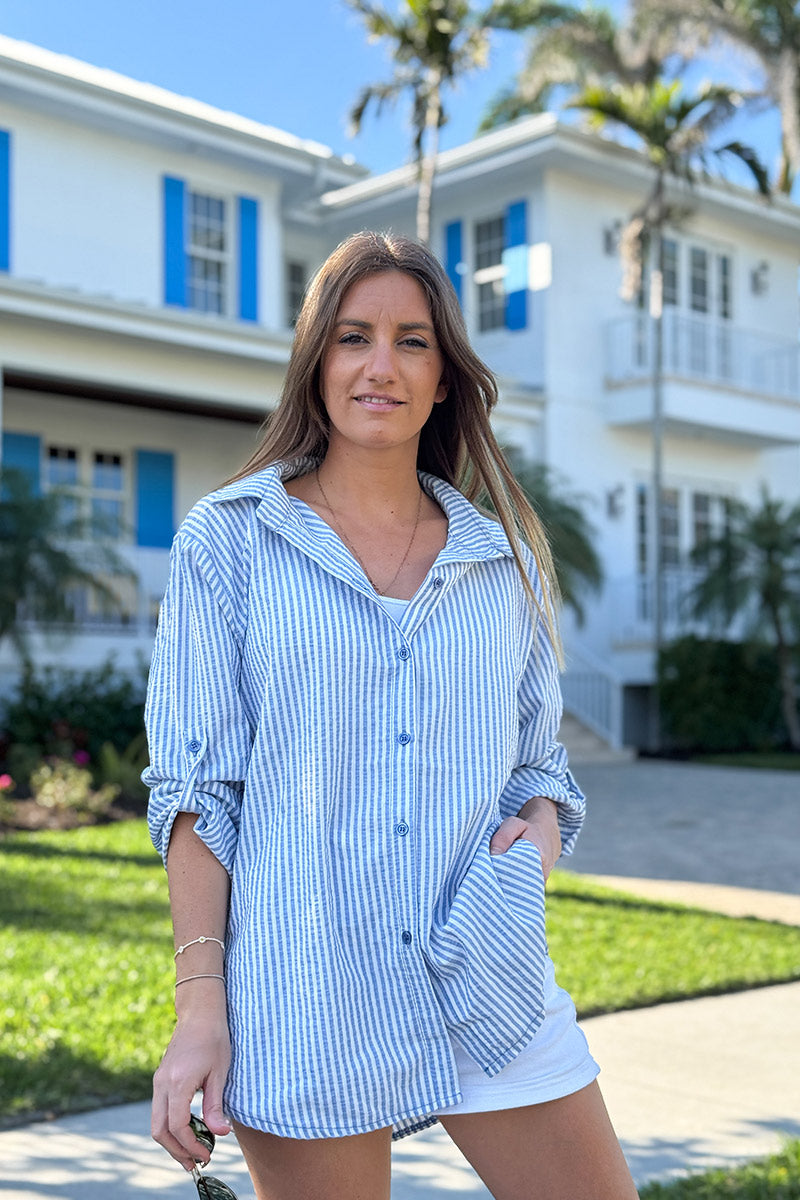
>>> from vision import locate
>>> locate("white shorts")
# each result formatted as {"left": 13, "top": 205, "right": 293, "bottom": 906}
{"left": 436, "top": 958, "right": 599, "bottom": 1116}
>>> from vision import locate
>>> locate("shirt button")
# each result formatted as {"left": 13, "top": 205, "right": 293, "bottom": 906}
{"left": 395, "top": 821, "right": 409, "bottom": 836}
{"left": 397, "top": 646, "right": 411, "bottom": 661}
{"left": 187, "top": 739, "right": 201, "bottom": 754}
{"left": 401, "top": 930, "right": 413, "bottom": 945}
{"left": 432, "top": 577, "right": 444, "bottom": 589}
{"left": 397, "top": 732, "right": 412, "bottom": 746}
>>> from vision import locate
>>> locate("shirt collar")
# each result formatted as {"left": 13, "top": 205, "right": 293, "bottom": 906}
{"left": 208, "top": 461, "right": 514, "bottom": 565}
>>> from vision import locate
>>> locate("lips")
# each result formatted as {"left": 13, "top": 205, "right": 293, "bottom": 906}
{"left": 354, "top": 395, "right": 403, "bottom": 409}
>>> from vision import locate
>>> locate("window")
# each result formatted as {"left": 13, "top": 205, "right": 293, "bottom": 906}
{"left": 188, "top": 191, "right": 227, "bottom": 314}
{"left": 691, "top": 491, "right": 727, "bottom": 549}
{"left": 286, "top": 261, "right": 307, "bottom": 326}
{"left": 46, "top": 446, "right": 80, "bottom": 525}
{"left": 689, "top": 247, "right": 709, "bottom": 314}
{"left": 662, "top": 238, "right": 679, "bottom": 306}
{"left": 44, "top": 445, "right": 127, "bottom": 540}
{"left": 91, "top": 452, "right": 125, "bottom": 539}
{"left": 474, "top": 216, "right": 506, "bottom": 332}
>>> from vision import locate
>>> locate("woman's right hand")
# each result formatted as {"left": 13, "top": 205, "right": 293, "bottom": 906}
{"left": 151, "top": 998, "right": 233, "bottom": 1171}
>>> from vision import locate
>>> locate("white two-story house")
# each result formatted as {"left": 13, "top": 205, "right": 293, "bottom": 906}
{"left": 1, "top": 34, "right": 798, "bottom": 747}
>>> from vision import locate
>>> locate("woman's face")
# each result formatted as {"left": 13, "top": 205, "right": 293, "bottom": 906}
{"left": 320, "top": 270, "right": 447, "bottom": 458}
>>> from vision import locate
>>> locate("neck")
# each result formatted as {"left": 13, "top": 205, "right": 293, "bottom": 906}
{"left": 317, "top": 442, "right": 422, "bottom": 515}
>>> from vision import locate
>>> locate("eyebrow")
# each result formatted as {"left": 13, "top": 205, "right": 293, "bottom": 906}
{"left": 334, "top": 318, "right": 435, "bottom": 333}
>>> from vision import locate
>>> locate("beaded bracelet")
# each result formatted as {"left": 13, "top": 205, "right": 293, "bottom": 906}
{"left": 174, "top": 936, "right": 225, "bottom": 960}
{"left": 175, "top": 973, "right": 225, "bottom": 988}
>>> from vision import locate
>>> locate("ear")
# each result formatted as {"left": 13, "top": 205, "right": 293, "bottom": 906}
{"left": 434, "top": 380, "right": 448, "bottom": 405}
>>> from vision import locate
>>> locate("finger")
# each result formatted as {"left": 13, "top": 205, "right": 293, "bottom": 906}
{"left": 489, "top": 817, "right": 526, "bottom": 855}
{"left": 202, "top": 1075, "right": 233, "bottom": 1137}
{"left": 152, "top": 1075, "right": 203, "bottom": 1170}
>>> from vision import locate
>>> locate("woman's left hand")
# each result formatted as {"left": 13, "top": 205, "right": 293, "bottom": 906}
{"left": 489, "top": 796, "right": 562, "bottom": 881}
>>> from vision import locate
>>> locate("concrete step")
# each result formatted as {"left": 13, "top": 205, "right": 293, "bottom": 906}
{"left": 558, "top": 712, "right": 635, "bottom": 763}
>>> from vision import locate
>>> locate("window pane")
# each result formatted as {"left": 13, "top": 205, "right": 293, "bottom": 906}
{"left": 718, "top": 255, "right": 732, "bottom": 319}
{"left": 92, "top": 496, "right": 123, "bottom": 539}
{"left": 93, "top": 452, "right": 123, "bottom": 492}
{"left": 47, "top": 445, "right": 79, "bottom": 487}
{"left": 690, "top": 247, "right": 708, "bottom": 313}
{"left": 663, "top": 238, "right": 678, "bottom": 306}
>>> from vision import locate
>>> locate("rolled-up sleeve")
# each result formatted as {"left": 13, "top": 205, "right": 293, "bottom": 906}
{"left": 143, "top": 530, "right": 253, "bottom": 874}
{"left": 498, "top": 598, "right": 586, "bottom": 857}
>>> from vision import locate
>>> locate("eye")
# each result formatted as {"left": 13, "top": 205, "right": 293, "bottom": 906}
{"left": 337, "top": 331, "right": 367, "bottom": 345}
{"left": 400, "top": 336, "right": 430, "bottom": 349}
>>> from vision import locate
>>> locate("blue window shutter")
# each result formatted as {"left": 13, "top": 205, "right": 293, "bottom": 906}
{"left": 444, "top": 220, "right": 463, "bottom": 304}
{"left": 2, "top": 432, "right": 41, "bottom": 493}
{"left": 0, "top": 129, "right": 10, "bottom": 272}
{"left": 237, "top": 195, "right": 259, "bottom": 322}
{"left": 503, "top": 200, "right": 528, "bottom": 331}
{"left": 163, "top": 176, "right": 187, "bottom": 307}
{"left": 135, "top": 450, "right": 175, "bottom": 548}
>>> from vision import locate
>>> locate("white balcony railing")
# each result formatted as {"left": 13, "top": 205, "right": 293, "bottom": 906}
{"left": 609, "top": 569, "right": 752, "bottom": 645}
{"left": 17, "top": 544, "right": 170, "bottom": 639}
{"left": 605, "top": 312, "right": 800, "bottom": 402}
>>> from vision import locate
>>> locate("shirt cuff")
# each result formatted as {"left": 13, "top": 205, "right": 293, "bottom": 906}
{"left": 498, "top": 760, "right": 586, "bottom": 857}
{"left": 146, "top": 781, "right": 241, "bottom": 875}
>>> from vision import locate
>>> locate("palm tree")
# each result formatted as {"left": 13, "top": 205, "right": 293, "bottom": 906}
{"left": 633, "top": 0, "right": 800, "bottom": 195}
{"left": 687, "top": 489, "right": 800, "bottom": 750}
{"left": 507, "top": 452, "right": 603, "bottom": 624}
{"left": 481, "top": 6, "right": 769, "bottom": 744}
{"left": 0, "top": 468, "right": 134, "bottom": 667}
{"left": 482, "top": 1, "right": 681, "bottom": 130}
{"left": 347, "top": 0, "right": 490, "bottom": 243}
{"left": 568, "top": 77, "right": 769, "bottom": 684}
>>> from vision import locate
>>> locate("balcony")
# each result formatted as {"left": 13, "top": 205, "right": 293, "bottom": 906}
{"left": 608, "top": 569, "right": 750, "bottom": 647}
{"left": 604, "top": 312, "right": 800, "bottom": 446}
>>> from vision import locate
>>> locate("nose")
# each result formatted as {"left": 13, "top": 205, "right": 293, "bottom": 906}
{"left": 365, "top": 337, "right": 397, "bottom": 383}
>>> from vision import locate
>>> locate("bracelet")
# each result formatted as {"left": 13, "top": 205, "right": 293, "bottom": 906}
{"left": 175, "top": 974, "right": 225, "bottom": 987}
{"left": 174, "top": 936, "right": 225, "bottom": 959}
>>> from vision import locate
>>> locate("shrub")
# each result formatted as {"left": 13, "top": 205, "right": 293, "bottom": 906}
{"left": 658, "top": 636, "right": 785, "bottom": 753}
{"left": 94, "top": 734, "right": 149, "bottom": 807}
{"left": 30, "top": 759, "right": 119, "bottom": 819}
{"left": 1, "top": 658, "right": 147, "bottom": 790}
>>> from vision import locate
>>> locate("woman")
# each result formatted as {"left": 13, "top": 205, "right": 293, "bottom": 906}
{"left": 145, "top": 231, "right": 638, "bottom": 1200}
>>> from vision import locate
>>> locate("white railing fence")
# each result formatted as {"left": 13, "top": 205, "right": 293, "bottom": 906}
{"left": 561, "top": 641, "right": 625, "bottom": 751}
{"left": 605, "top": 312, "right": 800, "bottom": 401}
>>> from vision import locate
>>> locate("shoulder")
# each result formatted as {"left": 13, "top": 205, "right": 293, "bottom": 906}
{"left": 177, "top": 467, "right": 278, "bottom": 548}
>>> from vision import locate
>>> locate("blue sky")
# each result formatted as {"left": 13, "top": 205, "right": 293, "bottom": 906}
{"left": 0, "top": 0, "right": 783, "bottom": 185}
{"left": 0, "top": 0, "right": 527, "bottom": 173}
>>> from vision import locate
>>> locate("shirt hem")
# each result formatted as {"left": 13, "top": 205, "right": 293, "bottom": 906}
{"left": 224, "top": 1091, "right": 463, "bottom": 1141}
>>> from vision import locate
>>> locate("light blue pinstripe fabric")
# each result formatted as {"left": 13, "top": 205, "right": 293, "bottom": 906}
{"left": 144, "top": 462, "right": 586, "bottom": 1140}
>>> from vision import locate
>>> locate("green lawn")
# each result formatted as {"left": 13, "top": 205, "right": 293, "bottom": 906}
{"left": 640, "top": 1139, "right": 800, "bottom": 1198}
{"left": 2, "top": 820, "right": 800, "bottom": 1124}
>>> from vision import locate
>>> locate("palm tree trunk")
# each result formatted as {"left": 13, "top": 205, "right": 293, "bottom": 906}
{"left": 775, "top": 46, "right": 799, "bottom": 196}
{"left": 416, "top": 72, "right": 442, "bottom": 244}
{"left": 649, "top": 199, "right": 665, "bottom": 750}
{"left": 772, "top": 612, "right": 800, "bottom": 750}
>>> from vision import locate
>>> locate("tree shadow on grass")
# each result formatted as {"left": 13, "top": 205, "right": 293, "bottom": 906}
{"left": 0, "top": 1043, "right": 153, "bottom": 1130}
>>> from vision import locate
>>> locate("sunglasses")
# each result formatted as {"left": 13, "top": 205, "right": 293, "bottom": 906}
{"left": 189, "top": 1114, "right": 240, "bottom": 1200}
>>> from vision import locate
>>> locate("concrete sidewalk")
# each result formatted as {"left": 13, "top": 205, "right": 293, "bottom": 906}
{"left": 2, "top": 976, "right": 799, "bottom": 1198}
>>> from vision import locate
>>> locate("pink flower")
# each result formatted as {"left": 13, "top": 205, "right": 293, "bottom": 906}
{"left": 72, "top": 750, "right": 91, "bottom": 767}
{"left": 0, "top": 773, "right": 13, "bottom": 791}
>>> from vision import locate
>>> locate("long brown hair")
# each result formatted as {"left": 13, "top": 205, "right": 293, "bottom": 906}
{"left": 230, "top": 231, "right": 562, "bottom": 659}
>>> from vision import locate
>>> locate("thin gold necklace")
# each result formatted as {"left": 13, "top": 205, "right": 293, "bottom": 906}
{"left": 315, "top": 469, "right": 423, "bottom": 596}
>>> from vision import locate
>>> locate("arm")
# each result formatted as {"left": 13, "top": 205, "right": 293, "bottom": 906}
{"left": 152, "top": 814, "right": 233, "bottom": 1170}
{"left": 493, "top": 568, "right": 586, "bottom": 872}
{"left": 143, "top": 521, "right": 251, "bottom": 1166}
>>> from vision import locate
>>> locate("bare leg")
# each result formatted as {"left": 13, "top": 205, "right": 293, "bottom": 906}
{"left": 232, "top": 1120, "right": 392, "bottom": 1200}
{"left": 440, "top": 1081, "right": 638, "bottom": 1200}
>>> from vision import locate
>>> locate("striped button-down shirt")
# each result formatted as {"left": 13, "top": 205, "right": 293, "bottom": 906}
{"left": 144, "top": 463, "right": 585, "bottom": 1140}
